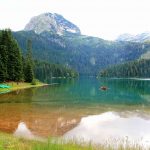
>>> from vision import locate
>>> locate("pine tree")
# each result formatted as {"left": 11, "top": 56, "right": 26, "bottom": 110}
{"left": 25, "top": 63, "right": 34, "bottom": 82}
{"left": 22, "top": 56, "right": 26, "bottom": 80}
{"left": 0, "top": 55, "right": 5, "bottom": 83}
{"left": 0, "top": 30, "right": 10, "bottom": 79}
{"left": 6, "top": 31, "right": 23, "bottom": 81}
{"left": 13, "top": 41, "right": 23, "bottom": 81}
{"left": 24, "top": 39, "right": 34, "bottom": 82}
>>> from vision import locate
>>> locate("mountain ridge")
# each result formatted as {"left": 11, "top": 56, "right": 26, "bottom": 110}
{"left": 13, "top": 30, "right": 150, "bottom": 75}
{"left": 116, "top": 32, "right": 150, "bottom": 42}
{"left": 12, "top": 13, "right": 150, "bottom": 75}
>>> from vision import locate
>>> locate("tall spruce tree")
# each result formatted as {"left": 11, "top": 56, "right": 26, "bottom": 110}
{"left": 24, "top": 39, "right": 34, "bottom": 82}
{"left": 0, "top": 54, "right": 5, "bottom": 83}
{"left": 0, "top": 30, "right": 10, "bottom": 79}
{"left": 13, "top": 40, "right": 23, "bottom": 81}
{"left": 0, "top": 29, "right": 23, "bottom": 82}
{"left": 22, "top": 56, "right": 26, "bottom": 80}
{"left": 6, "top": 31, "right": 23, "bottom": 81}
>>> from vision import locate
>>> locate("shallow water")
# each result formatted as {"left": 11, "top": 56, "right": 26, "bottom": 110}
{"left": 1, "top": 77, "right": 150, "bottom": 146}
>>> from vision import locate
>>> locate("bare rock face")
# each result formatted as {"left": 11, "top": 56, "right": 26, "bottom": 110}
{"left": 24, "top": 13, "right": 81, "bottom": 35}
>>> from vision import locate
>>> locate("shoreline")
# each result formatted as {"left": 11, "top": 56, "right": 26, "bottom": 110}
{"left": 98, "top": 77, "right": 150, "bottom": 81}
{"left": 0, "top": 82, "right": 50, "bottom": 94}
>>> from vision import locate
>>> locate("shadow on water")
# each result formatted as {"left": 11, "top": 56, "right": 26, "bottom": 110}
{"left": 0, "top": 88, "right": 35, "bottom": 103}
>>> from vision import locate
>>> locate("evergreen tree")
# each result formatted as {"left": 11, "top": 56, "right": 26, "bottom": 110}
{"left": 24, "top": 39, "right": 34, "bottom": 82}
{"left": 0, "top": 29, "right": 23, "bottom": 82}
{"left": 25, "top": 63, "right": 34, "bottom": 82}
{"left": 99, "top": 59, "right": 150, "bottom": 78}
{"left": 0, "top": 30, "right": 10, "bottom": 79}
{"left": 22, "top": 56, "right": 26, "bottom": 80}
{"left": 34, "top": 60, "right": 78, "bottom": 81}
{"left": 0, "top": 55, "right": 5, "bottom": 83}
{"left": 13, "top": 41, "right": 23, "bottom": 81}
{"left": 7, "top": 32, "right": 23, "bottom": 81}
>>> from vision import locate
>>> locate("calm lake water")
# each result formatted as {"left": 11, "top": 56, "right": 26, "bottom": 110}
{"left": 1, "top": 77, "right": 150, "bottom": 146}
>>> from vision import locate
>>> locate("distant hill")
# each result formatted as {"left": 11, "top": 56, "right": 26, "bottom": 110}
{"left": 12, "top": 13, "right": 150, "bottom": 75}
{"left": 99, "top": 59, "right": 150, "bottom": 78}
{"left": 116, "top": 32, "right": 150, "bottom": 43}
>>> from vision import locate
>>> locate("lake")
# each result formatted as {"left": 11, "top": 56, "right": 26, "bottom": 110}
{"left": 1, "top": 77, "right": 150, "bottom": 146}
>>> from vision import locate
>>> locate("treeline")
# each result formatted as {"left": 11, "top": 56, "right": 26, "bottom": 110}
{"left": 99, "top": 59, "right": 150, "bottom": 78}
{"left": 0, "top": 29, "right": 78, "bottom": 83}
{"left": 0, "top": 29, "right": 34, "bottom": 83}
{"left": 34, "top": 61, "right": 78, "bottom": 81}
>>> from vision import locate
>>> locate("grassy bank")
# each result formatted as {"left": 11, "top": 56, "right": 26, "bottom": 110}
{"left": 0, "top": 81, "right": 48, "bottom": 94}
{"left": 0, "top": 132, "right": 143, "bottom": 150}
{"left": 0, "top": 132, "right": 91, "bottom": 150}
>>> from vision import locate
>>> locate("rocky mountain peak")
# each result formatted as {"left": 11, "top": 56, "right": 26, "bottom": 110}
{"left": 116, "top": 32, "right": 150, "bottom": 42}
{"left": 24, "top": 13, "right": 81, "bottom": 35}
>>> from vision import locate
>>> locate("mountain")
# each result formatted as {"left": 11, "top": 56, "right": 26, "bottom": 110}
{"left": 13, "top": 31, "right": 150, "bottom": 75}
{"left": 24, "top": 13, "right": 81, "bottom": 35}
{"left": 116, "top": 34, "right": 135, "bottom": 42}
{"left": 12, "top": 13, "right": 150, "bottom": 75}
{"left": 116, "top": 32, "right": 150, "bottom": 42}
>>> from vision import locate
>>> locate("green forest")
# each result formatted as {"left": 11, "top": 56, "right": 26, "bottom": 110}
{"left": 34, "top": 60, "right": 78, "bottom": 81}
{"left": 0, "top": 29, "right": 78, "bottom": 83}
{"left": 99, "top": 59, "right": 150, "bottom": 78}
{"left": 13, "top": 31, "right": 150, "bottom": 75}
{"left": 1, "top": 29, "right": 150, "bottom": 81}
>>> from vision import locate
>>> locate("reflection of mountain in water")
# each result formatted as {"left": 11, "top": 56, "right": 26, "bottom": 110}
{"left": 64, "top": 112, "right": 150, "bottom": 148}
{"left": 1, "top": 77, "right": 150, "bottom": 137}
{"left": 14, "top": 122, "right": 35, "bottom": 139}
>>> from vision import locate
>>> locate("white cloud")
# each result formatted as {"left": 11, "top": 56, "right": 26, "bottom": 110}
{"left": 0, "top": 0, "right": 150, "bottom": 40}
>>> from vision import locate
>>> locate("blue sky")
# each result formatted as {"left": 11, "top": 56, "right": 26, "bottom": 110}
{"left": 0, "top": 0, "right": 150, "bottom": 40}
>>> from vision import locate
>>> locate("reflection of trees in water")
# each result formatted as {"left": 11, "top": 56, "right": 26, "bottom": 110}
{"left": 0, "top": 103, "right": 80, "bottom": 137}
{"left": 46, "top": 77, "right": 77, "bottom": 86}
{"left": 101, "top": 79, "right": 150, "bottom": 95}
{"left": 45, "top": 77, "right": 150, "bottom": 106}
{"left": 1, "top": 77, "right": 150, "bottom": 136}
{"left": 0, "top": 103, "right": 25, "bottom": 133}
{"left": 99, "top": 78, "right": 150, "bottom": 105}
{"left": 0, "top": 88, "right": 36, "bottom": 103}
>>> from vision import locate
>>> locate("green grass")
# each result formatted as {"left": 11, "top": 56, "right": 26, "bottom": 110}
{"left": 0, "top": 81, "right": 47, "bottom": 94}
{"left": 0, "top": 132, "right": 144, "bottom": 150}
{"left": 0, "top": 132, "right": 31, "bottom": 150}
{"left": 0, "top": 132, "right": 92, "bottom": 150}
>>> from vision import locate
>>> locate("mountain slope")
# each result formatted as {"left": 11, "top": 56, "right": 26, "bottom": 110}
{"left": 13, "top": 31, "right": 150, "bottom": 75}
{"left": 24, "top": 13, "right": 81, "bottom": 35}
{"left": 116, "top": 34, "right": 135, "bottom": 42}
{"left": 12, "top": 13, "right": 150, "bottom": 75}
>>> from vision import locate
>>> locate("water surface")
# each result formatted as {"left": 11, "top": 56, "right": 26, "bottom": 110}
{"left": 1, "top": 77, "right": 150, "bottom": 145}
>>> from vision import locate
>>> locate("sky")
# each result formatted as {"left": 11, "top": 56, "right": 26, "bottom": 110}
{"left": 0, "top": 0, "right": 150, "bottom": 40}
